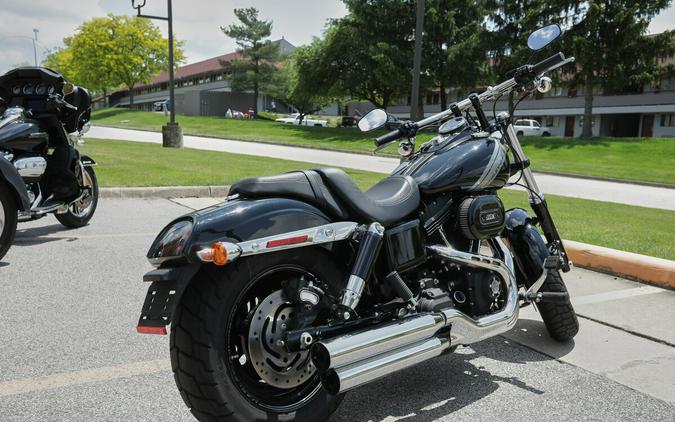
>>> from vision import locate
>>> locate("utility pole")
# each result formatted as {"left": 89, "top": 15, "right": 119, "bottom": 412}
{"left": 32, "top": 29, "right": 39, "bottom": 66}
{"left": 410, "top": 0, "right": 425, "bottom": 121}
{"left": 131, "top": 0, "right": 183, "bottom": 148}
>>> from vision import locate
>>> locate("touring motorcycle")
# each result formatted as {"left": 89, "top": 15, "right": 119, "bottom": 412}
{"left": 0, "top": 67, "right": 98, "bottom": 261}
{"left": 136, "top": 25, "right": 579, "bottom": 421}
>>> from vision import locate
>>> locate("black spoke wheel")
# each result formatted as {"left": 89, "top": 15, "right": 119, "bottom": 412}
{"left": 170, "top": 248, "right": 345, "bottom": 422}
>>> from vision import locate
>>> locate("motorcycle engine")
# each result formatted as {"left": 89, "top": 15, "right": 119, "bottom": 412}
{"left": 415, "top": 265, "right": 506, "bottom": 317}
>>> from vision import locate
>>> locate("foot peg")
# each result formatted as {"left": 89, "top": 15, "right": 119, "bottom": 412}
{"left": 520, "top": 290, "right": 569, "bottom": 303}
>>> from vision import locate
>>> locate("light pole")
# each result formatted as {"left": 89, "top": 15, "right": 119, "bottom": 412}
{"left": 410, "top": 0, "right": 425, "bottom": 121}
{"left": 131, "top": 0, "right": 183, "bottom": 148}
{"left": 32, "top": 29, "right": 39, "bottom": 66}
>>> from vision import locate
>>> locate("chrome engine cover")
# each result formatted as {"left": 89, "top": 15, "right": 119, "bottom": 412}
{"left": 14, "top": 157, "right": 47, "bottom": 179}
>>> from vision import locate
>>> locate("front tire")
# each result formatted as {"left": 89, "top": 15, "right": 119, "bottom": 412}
{"left": 55, "top": 166, "right": 98, "bottom": 228}
{"left": 170, "top": 248, "right": 345, "bottom": 422}
{"left": 536, "top": 270, "right": 579, "bottom": 342}
{"left": 0, "top": 182, "right": 18, "bottom": 261}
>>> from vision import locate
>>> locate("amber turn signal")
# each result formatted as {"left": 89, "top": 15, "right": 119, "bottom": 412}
{"left": 212, "top": 242, "right": 229, "bottom": 266}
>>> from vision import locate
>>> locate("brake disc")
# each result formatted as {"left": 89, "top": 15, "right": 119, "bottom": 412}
{"left": 247, "top": 290, "right": 315, "bottom": 389}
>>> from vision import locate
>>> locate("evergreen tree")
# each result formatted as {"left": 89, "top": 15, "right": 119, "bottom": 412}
{"left": 221, "top": 8, "right": 280, "bottom": 114}
{"left": 563, "top": 1, "right": 674, "bottom": 137}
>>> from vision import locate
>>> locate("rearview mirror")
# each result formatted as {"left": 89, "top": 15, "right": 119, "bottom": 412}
{"left": 527, "top": 24, "right": 561, "bottom": 51}
{"left": 358, "top": 109, "right": 388, "bottom": 132}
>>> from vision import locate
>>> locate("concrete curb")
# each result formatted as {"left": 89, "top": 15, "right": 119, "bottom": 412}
{"left": 100, "top": 186, "right": 230, "bottom": 199}
{"left": 565, "top": 239, "right": 675, "bottom": 290}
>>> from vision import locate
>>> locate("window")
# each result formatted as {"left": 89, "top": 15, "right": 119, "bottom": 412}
{"left": 661, "top": 114, "right": 675, "bottom": 127}
{"left": 532, "top": 121, "right": 540, "bottom": 128}
{"left": 515, "top": 120, "right": 529, "bottom": 126}
{"left": 544, "top": 116, "right": 560, "bottom": 127}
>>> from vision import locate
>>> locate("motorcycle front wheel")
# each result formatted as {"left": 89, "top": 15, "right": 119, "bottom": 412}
{"left": 55, "top": 166, "right": 99, "bottom": 228}
{"left": 170, "top": 248, "right": 345, "bottom": 422}
{"left": 0, "top": 182, "right": 18, "bottom": 261}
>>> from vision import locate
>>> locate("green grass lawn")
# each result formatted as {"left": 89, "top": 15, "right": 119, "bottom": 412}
{"left": 92, "top": 108, "right": 675, "bottom": 185}
{"left": 80, "top": 138, "right": 675, "bottom": 260}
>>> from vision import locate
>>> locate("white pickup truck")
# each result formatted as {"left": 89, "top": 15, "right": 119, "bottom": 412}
{"left": 275, "top": 113, "right": 328, "bottom": 127}
{"left": 513, "top": 119, "right": 553, "bottom": 137}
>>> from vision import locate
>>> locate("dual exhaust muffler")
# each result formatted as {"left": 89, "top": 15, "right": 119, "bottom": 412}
{"left": 311, "top": 239, "right": 519, "bottom": 395}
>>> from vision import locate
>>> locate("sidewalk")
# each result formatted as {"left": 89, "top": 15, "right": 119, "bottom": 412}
{"left": 89, "top": 125, "right": 675, "bottom": 211}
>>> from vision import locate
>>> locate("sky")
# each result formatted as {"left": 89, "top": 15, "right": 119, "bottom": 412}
{"left": 0, "top": 1, "right": 673, "bottom": 75}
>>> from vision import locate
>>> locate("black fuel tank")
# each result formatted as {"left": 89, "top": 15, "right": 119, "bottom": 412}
{"left": 396, "top": 133, "right": 509, "bottom": 194}
{"left": 0, "top": 120, "right": 48, "bottom": 154}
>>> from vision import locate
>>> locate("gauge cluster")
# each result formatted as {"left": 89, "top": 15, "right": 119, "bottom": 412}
{"left": 12, "top": 82, "right": 55, "bottom": 97}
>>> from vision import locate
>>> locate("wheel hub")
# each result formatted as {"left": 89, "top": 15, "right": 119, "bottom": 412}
{"left": 247, "top": 290, "right": 315, "bottom": 389}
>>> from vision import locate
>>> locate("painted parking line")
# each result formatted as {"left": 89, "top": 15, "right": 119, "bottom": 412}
{"left": 571, "top": 285, "right": 664, "bottom": 306}
{"left": 0, "top": 359, "right": 170, "bottom": 398}
{"left": 15, "top": 232, "right": 158, "bottom": 240}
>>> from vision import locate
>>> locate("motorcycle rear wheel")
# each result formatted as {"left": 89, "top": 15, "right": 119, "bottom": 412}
{"left": 170, "top": 248, "right": 345, "bottom": 422}
{"left": 0, "top": 182, "right": 18, "bottom": 261}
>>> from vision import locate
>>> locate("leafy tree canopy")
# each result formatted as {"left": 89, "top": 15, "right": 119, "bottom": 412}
{"left": 44, "top": 14, "right": 184, "bottom": 104}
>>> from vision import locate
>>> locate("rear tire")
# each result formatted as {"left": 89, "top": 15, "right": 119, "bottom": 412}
{"left": 516, "top": 131, "right": 524, "bottom": 136}
{"left": 0, "top": 182, "right": 18, "bottom": 261}
{"left": 170, "top": 248, "right": 345, "bottom": 422}
{"left": 536, "top": 270, "right": 579, "bottom": 342}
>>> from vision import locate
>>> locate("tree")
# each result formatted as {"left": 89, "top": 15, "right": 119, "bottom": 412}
{"left": 44, "top": 15, "right": 184, "bottom": 106}
{"left": 563, "top": 1, "right": 674, "bottom": 138}
{"left": 423, "top": 0, "right": 492, "bottom": 110}
{"left": 306, "top": 0, "right": 415, "bottom": 110}
{"left": 487, "top": 0, "right": 573, "bottom": 115}
{"left": 268, "top": 44, "right": 333, "bottom": 124}
{"left": 221, "top": 8, "right": 280, "bottom": 114}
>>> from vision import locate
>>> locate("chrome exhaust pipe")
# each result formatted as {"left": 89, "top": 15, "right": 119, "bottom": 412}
{"left": 313, "top": 238, "right": 519, "bottom": 394}
{"left": 322, "top": 337, "right": 449, "bottom": 395}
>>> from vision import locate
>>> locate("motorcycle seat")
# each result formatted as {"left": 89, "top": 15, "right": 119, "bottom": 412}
{"left": 229, "top": 170, "right": 348, "bottom": 219}
{"left": 231, "top": 168, "right": 420, "bottom": 227}
{"left": 315, "top": 168, "right": 420, "bottom": 227}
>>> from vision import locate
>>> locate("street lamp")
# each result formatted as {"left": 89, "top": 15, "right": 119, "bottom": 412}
{"left": 33, "top": 29, "right": 39, "bottom": 67}
{"left": 131, "top": 0, "right": 183, "bottom": 148}
{"left": 410, "top": 0, "right": 425, "bottom": 121}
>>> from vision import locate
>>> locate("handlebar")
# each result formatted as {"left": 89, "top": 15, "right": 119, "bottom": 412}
{"left": 532, "top": 52, "right": 566, "bottom": 75}
{"left": 372, "top": 52, "right": 574, "bottom": 149}
{"left": 375, "top": 127, "right": 405, "bottom": 147}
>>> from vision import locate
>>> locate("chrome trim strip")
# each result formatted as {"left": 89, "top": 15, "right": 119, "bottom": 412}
{"left": 195, "top": 221, "right": 358, "bottom": 264}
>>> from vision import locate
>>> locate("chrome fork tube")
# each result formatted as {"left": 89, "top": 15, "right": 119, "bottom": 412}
{"left": 498, "top": 112, "right": 544, "bottom": 204}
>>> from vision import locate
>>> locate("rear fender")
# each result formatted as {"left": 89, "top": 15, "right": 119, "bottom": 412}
{"left": 503, "top": 208, "right": 548, "bottom": 286}
{"left": 138, "top": 197, "right": 341, "bottom": 331}
{"left": 0, "top": 157, "right": 30, "bottom": 211}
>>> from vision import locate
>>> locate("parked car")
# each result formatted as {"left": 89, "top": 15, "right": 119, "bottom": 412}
{"left": 275, "top": 113, "right": 328, "bottom": 127}
{"left": 513, "top": 118, "right": 552, "bottom": 136}
{"left": 384, "top": 113, "right": 403, "bottom": 130}
{"left": 153, "top": 99, "right": 170, "bottom": 112}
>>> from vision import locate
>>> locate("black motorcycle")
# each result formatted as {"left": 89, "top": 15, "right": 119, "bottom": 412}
{"left": 136, "top": 25, "right": 578, "bottom": 421}
{"left": 0, "top": 67, "right": 98, "bottom": 261}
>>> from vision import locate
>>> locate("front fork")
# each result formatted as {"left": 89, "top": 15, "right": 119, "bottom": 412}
{"left": 497, "top": 113, "right": 570, "bottom": 272}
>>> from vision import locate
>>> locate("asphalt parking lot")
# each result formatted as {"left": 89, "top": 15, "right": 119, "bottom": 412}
{"left": 1, "top": 198, "right": 674, "bottom": 421}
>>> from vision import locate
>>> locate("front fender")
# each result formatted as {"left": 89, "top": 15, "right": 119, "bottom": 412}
{"left": 0, "top": 157, "right": 30, "bottom": 211}
{"left": 138, "top": 197, "right": 335, "bottom": 331}
{"left": 503, "top": 208, "right": 548, "bottom": 286}
{"left": 80, "top": 154, "right": 97, "bottom": 167}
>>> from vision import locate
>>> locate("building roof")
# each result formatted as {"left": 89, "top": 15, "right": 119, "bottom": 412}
{"left": 136, "top": 38, "right": 296, "bottom": 89}
{"left": 138, "top": 51, "right": 241, "bottom": 88}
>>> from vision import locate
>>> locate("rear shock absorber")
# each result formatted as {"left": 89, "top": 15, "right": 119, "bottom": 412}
{"left": 339, "top": 222, "right": 384, "bottom": 318}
